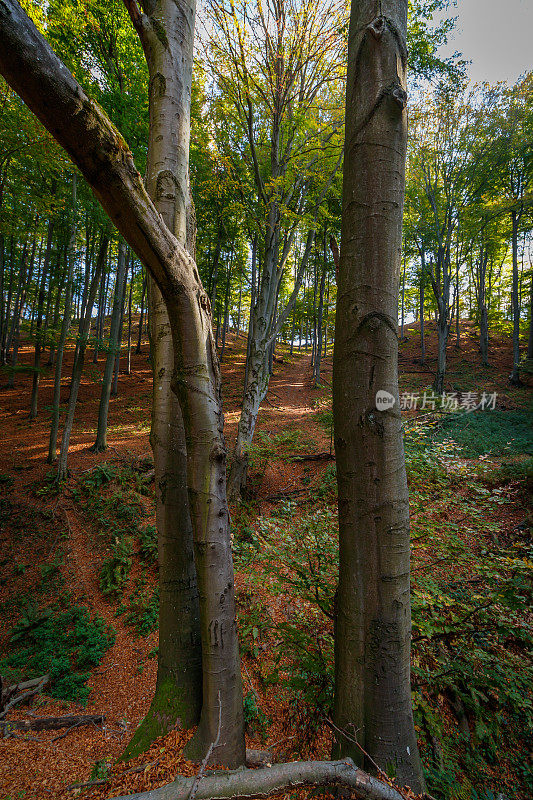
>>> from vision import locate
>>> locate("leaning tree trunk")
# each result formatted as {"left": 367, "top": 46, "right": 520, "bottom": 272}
{"left": 332, "top": 0, "right": 424, "bottom": 791}
{"left": 0, "top": 0, "right": 246, "bottom": 768}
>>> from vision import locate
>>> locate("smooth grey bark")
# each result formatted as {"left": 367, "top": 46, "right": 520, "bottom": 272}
{"left": 107, "top": 759, "right": 404, "bottom": 800}
{"left": 0, "top": 0, "right": 246, "bottom": 767}
{"left": 92, "top": 239, "right": 128, "bottom": 451}
{"left": 121, "top": 0, "right": 202, "bottom": 757}
{"left": 120, "top": 0, "right": 242, "bottom": 764}
{"left": 332, "top": 0, "right": 424, "bottom": 791}
{"left": 56, "top": 233, "right": 109, "bottom": 481}
{"left": 48, "top": 176, "right": 77, "bottom": 463}
{"left": 29, "top": 219, "right": 54, "bottom": 420}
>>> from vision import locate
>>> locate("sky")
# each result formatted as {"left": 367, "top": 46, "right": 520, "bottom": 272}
{"left": 435, "top": 0, "right": 533, "bottom": 85}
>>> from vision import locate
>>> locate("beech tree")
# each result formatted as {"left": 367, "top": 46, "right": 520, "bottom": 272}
{"left": 203, "top": 0, "right": 345, "bottom": 496}
{"left": 0, "top": 0, "right": 245, "bottom": 767}
{"left": 332, "top": 0, "right": 424, "bottom": 790}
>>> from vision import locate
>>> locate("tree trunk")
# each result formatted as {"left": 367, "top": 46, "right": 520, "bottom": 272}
{"left": 47, "top": 244, "right": 68, "bottom": 367}
{"left": 112, "top": 252, "right": 128, "bottom": 396}
{"left": 243, "top": 235, "right": 257, "bottom": 393}
{"left": 29, "top": 219, "right": 54, "bottom": 420}
{"left": 419, "top": 249, "right": 425, "bottom": 364}
{"left": 527, "top": 272, "right": 533, "bottom": 358}
{"left": 313, "top": 234, "right": 327, "bottom": 386}
{"left": 7, "top": 236, "right": 36, "bottom": 387}
{"left": 332, "top": 0, "right": 424, "bottom": 791}
{"left": 92, "top": 239, "right": 128, "bottom": 451}
{"left": 510, "top": 210, "right": 521, "bottom": 384}
{"left": 121, "top": 0, "right": 204, "bottom": 758}
{"left": 48, "top": 176, "right": 77, "bottom": 463}
{"left": 136, "top": 272, "right": 146, "bottom": 354}
{"left": 229, "top": 227, "right": 314, "bottom": 498}
{"left": 434, "top": 305, "right": 448, "bottom": 395}
{"left": 0, "top": 0, "right": 246, "bottom": 767}
{"left": 220, "top": 251, "right": 232, "bottom": 362}
{"left": 56, "top": 233, "right": 109, "bottom": 481}
{"left": 126, "top": 262, "right": 133, "bottom": 374}
{"left": 400, "top": 253, "right": 406, "bottom": 340}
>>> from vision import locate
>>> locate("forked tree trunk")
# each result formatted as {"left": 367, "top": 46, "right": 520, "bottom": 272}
{"left": 0, "top": 0, "right": 245, "bottom": 768}
{"left": 121, "top": 0, "right": 203, "bottom": 757}
{"left": 332, "top": 0, "right": 424, "bottom": 791}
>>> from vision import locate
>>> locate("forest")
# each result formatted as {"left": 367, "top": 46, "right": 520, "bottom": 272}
{"left": 0, "top": 0, "right": 531, "bottom": 799}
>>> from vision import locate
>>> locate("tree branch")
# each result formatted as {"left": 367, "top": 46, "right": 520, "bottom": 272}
{"left": 107, "top": 758, "right": 405, "bottom": 800}
{"left": 0, "top": 0, "right": 197, "bottom": 310}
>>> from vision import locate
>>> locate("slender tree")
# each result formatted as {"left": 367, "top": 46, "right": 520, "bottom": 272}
{"left": 332, "top": 0, "right": 424, "bottom": 789}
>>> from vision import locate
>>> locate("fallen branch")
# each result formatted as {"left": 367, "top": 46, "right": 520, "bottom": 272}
{"left": 107, "top": 758, "right": 404, "bottom": 800}
{"left": 245, "top": 750, "right": 272, "bottom": 768}
{"left": 0, "top": 675, "right": 49, "bottom": 719}
{"left": 291, "top": 452, "right": 334, "bottom": 462}
{"left": 1, "top": 713, "right": 105, "bottom": 733}
{"left": 264, "top": 487, "right": 307, "bottom": 501}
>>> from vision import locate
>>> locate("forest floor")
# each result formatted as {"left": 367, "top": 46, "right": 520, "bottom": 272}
{"left": 0, "top": 319, "right": 531, "bottom": 800}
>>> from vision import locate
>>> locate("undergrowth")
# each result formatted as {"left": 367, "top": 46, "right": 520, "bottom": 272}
{"left": 72, "top": 462, "right": 155, "bottom": 596}
{"left": 0, "top": 594, "right": 115, "bottom": 703}
{"left": 235, "top": 417, "right": 533, "bottom": 797}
